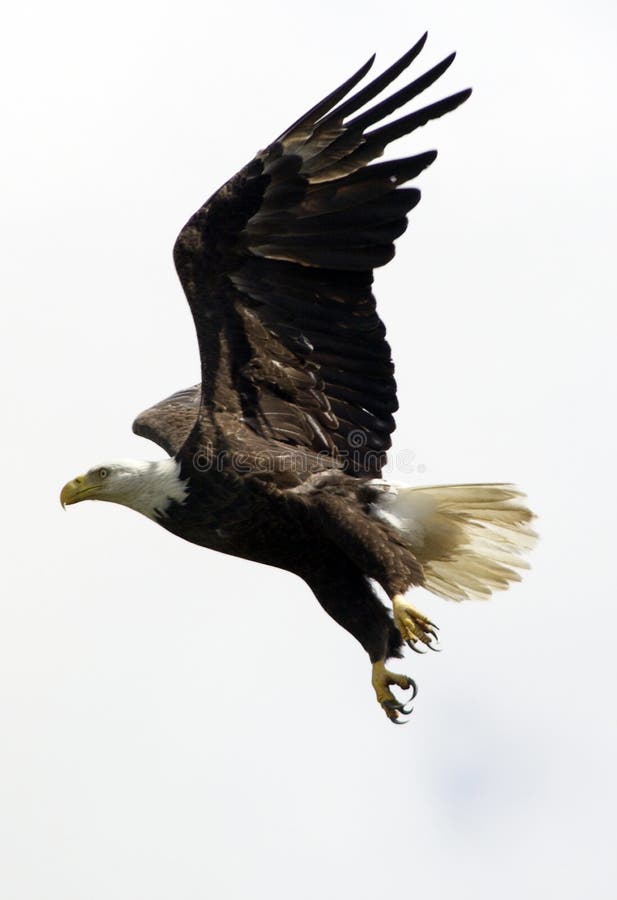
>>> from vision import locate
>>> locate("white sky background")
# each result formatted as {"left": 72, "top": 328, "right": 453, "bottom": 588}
{"left": 1, "top": 0, "right": 616, "bottom": 897}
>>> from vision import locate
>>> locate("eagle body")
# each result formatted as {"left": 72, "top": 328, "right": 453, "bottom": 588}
{"left": 146, "top": 421, "right": 422, "bottom": 664}
{"left": 61, "top": 36, "right": 536, "bottom": 720}
{"left": 162, "top": 471, "right": 411, "bottom": 660}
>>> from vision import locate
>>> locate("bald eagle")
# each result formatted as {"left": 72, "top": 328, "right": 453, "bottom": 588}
{"left": 61, "top": 35, "right": 536, "bottom": 721}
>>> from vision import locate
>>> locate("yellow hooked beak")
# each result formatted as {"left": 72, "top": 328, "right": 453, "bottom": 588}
{"left": 60, "top": 474, "right": 98, "bottom": 508}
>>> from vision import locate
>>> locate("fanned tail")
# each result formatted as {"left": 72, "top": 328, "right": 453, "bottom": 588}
{"left": 369, "top": 482, "right": 537, "bottom": 601}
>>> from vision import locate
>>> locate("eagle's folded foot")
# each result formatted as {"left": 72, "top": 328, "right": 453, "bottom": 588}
{"left": 392, "top": 594, "right": 440, "bottom": 652}
{"left": 371, "top": 660, "right": 417, "bottom": 723}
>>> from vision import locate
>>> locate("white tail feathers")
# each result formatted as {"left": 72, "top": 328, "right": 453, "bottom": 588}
{"left": 369, "top": 482, "right": 537, "bottom": 602}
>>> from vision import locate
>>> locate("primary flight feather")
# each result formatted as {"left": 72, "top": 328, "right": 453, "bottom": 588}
{"left": 61, "top": 35, "right": 536, "bottom": 721}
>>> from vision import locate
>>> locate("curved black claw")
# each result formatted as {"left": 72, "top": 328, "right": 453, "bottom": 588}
{"left": 407, "top": 640, "right": 426, "bottom": 654}
{"left": 406, "top": 678, "right": 418, "bottom": 701}
{"left": 383, "top": 698, "right": 414, "bottom": 723}
{"left": 383, "top": 699, "right": 407, "bottom": 713}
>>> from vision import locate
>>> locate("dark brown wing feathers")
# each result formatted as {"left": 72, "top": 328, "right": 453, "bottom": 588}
{"left": 145, "top": 39, "right": 470, "bottom": 474}
{"left": 133, "top": 386, "right": 201, "bottom": 456}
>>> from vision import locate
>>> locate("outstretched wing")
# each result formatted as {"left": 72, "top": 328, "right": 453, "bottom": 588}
{"left": 133, "top": 386, "right": 201, "bottom": 456}
{"left": 172, "top": 35, "right": 470, "bottom": 476}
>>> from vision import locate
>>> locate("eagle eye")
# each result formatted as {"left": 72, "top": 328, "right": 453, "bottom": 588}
{"left": 98, "top": 468, "right": 109, "bottom": 480}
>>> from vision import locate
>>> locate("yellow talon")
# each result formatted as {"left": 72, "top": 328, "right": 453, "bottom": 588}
{"left": 371, "top": 660, "right": 416, "bottom": 721}
{"left": 392, "top": 594, "right": 439, "bottom": 650}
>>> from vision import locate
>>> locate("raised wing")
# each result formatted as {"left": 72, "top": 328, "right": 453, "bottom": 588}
{"left": 133, "top": 386, "right": 201, "bottom": 456}
{"left": 172, "top": 35, "right": 470, "bottom": 476}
